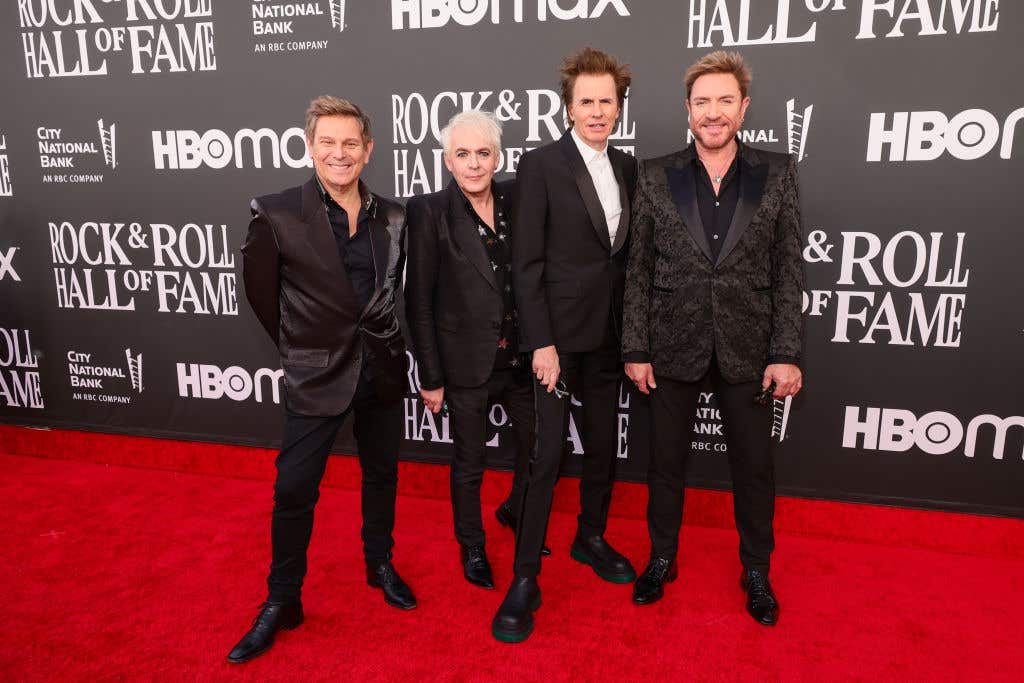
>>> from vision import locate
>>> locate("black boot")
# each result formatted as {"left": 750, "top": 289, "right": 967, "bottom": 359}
{"left": 226, "top": 600, "right": 304, "bottom": 663}
{"left": 367, "top": 560, "right": 417, "bottom": 610}
{"left": 461, "top": 545, "right": 495, "bottom": 589}
{"left": 632, "top": 558, "right": 678, "bottom": 605}
{"left": 492, "top": 576, "right": 541, "bottom": 643}
{"left": 740, "top": 569, "right": 779, "bottom": 626}
{"left": 570, "top": 534, "right": 637, "bottom": 583}
{"left": 495, "top": 501, "right": 551, "bottom": 556}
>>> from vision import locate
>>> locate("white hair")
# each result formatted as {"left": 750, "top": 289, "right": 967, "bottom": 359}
{"left": 440, "top": 109, "right": 503, "bottom": 157}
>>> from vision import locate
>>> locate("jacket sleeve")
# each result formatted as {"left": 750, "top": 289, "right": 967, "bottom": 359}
{"left": 404, "top": 197, "right": 444, "bottom": 390}
{"left": 511, "top": 150, "right": 554, "bottom": 351}
{"left": 240, "top": 199, "right": 281, "bottom": 347}
{"left": 768, "top": 156, "right": 805, "bottom": 365}
{"left": 621, "top": 160, "right": 655, "bottom": 363}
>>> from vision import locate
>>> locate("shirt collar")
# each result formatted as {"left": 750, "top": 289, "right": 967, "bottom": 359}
{"left": 570, "top": 127, "right": 609, "bottom": 165}
{"left": 452, "top": 179, "right": 503, "bottom": 218}
{"left": 314, "top": 175, "right": 375, "bottom": 215}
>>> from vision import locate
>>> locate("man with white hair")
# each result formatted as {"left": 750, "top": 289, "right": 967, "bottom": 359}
{"left": 406, "top": 110, "right": 542, "bottom": 590}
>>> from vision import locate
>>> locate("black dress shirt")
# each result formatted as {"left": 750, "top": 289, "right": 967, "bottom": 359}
{"left": 693, "top": 144, "right": 740, "bottom": 263}
{"left": 456, "top": 183, "right": 521, "bottom": 371}
{"left": 317, "top": 177, "right": 375, "bottom": 311}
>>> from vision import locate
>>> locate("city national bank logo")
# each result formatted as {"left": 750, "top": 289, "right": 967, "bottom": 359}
{"left": 802, "top": 229, "right": 969, "bottom": 347}
{"left": 177, "top": 363, "right": 283, "bottom": 403}
{"left": 391, "top": 86, "right": 636, "bottom": 197}
{"left": 1, "top": 329, "right": 43, "bottom": 409}
{"left": 687, "top": 0, "right": 999, "bottom": 47}
{"left": 0, "top": 132, "right": 12, "bottom": 196}
{"left": 867, "top": 107, "right": 1022, "bottom": 162}
{"left": 153, "top": 127, "right": 312, "bottom": 169}
{"left": 67, "top": 348, "right": 144, "bottom": 403}
{"left": 686, "top": 98, "right": 813, "bottom": 161}
{"left": 18, "top": 0, "right": 217, "bottom": 78}
{"left": 37, "top": 119, "right": 117, "bottom": 184}
{"left": 250, "top": 0, "right": 346, "bottom": 54}
{"left": 844, "top": 406, "right": 1024, "bottom": 461}
{"left": 392, "top": 0, "right": 629, "bottom": 29}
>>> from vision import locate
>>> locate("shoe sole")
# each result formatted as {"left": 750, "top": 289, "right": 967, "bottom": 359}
{"left": 491, "top": 595, "right": 542, "bottom": 644}
{"left": 225, "top": 616, "right": 304, "bottom": 664}
{"left": 465, "top": 574, "right": 495, "bottom": 590}
{"left": 570, "top": 547, "right": 637, "bottom": 584}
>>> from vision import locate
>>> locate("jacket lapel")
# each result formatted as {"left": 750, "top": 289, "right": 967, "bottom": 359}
{"left": 609, "top": 153, "right": 631, "bottom": 255}
{"left": 447, "top": 182, "right": 498, "bottom": 290}
{"left": 559, "top": 131, "right": 612, "bottom": 251}
{"left": 665, "top": 161, "right": 714, "bottom": 263}
{"left": 300, "top": 179, "right": 359, "bottom": 307}
{"left": 715, "top": 150, "right": 769, "bottom": 266}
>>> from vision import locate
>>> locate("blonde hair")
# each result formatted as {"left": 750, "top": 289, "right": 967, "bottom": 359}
{"left": 304, "top": 95, "right": 372, "bottom": 144}
{"left": 684, "top": 51, "right": 752, "bottom": 100}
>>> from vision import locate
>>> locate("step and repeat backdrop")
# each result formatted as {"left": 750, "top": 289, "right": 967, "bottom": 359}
{"left": 2, "top": 1, "right": 1021, "bottom": 517}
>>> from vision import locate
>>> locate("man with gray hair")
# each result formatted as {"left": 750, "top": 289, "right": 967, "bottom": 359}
{"left": 406, "top": 109, "right": 543, "bottom": 591}
{"left": 228, "top": 95, "right": 415, "bottom": 663}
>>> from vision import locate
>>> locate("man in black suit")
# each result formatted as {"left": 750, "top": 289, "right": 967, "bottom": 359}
{"left": 227, "top": 96, "right": 415, "bottom": 664}
{"left": 405, "top": 110, "right": 542, "bottom": 591}
{"left": 492, "top": 48, "right": 638, "bottom": 643}
{"left": 623, "top": 52, "right": 805, "bottom": 626}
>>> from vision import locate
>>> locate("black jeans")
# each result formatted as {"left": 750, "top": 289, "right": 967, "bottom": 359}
{"left": 445, "top": 366, "right": 534, "bottom": 547}
{"left": 266, "top": 378, "right": 402, "bottom": 603}
{"left": 647, "top": 361, "right": 776, "bottom": 573}
{"left": 513, "top": 327, "right": 622, "bottom": 578}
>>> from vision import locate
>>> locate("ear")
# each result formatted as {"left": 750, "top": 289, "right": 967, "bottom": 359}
{"left": 443, "top": 152, "right": 454, "bottom": 173}
{"left": 365, "top": 138, "right": 375, "bottom": 160}
{"left": 739, "top": 96, "right": 751, "bottom": 120}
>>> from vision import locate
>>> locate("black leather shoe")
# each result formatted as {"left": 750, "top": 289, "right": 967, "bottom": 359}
{"left": 632, "top": 557, "right": 678, "bottom": 605}
{"left": 495, "top": 501, "right": 550, "bottom": 556}
{"left": 492, "top": 576, "right": 541, "bottom": 643}
{"left": 461, "top": 545, "right": 494, "bottom": 589}
{"left": 570, "top": 535, "right": 637, "bottom": 583}
{"left": 740, "top": 569, "right": 779, "bottom": 626}
{"left": 367, "top": 560, "right": 417, "bottom": 610}
{"left": 226, "top": 600, "right": 304, "bottom": 663}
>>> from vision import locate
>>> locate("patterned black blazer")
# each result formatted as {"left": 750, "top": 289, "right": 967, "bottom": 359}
{"left": 622, "top": 144, "right": 805, "bottom": 383}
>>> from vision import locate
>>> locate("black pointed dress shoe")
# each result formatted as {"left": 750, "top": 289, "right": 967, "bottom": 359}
{"left": 492, "top": 576, "right": 541, "bottom": 643}
{"left": 495, "top": 502, "right": 551, "bottom": 555}
{"left": 367, "top": 560, "right": 417, "bottom": 610}
{"left": 740, "top": 569, "right": 779, "bottom": 626}
{"left": 226, "top": 600, "right": 304, "bottom": 664}
{"left": 570, "top": 535, "right": 637, "bottom": 583}
{"left": 632, "top": 557, "right": 678, "bottom": 605}
{"left": 461, "top": 545, "right": 495, "bottom": 589}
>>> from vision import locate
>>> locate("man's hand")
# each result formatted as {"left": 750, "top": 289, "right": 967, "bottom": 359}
{"left": 625, "top": 362, "right": 657, "bottom": 395}
{"left": 420, "top": 387, "right": 444, "bottom": 414}
{"left": 532, "top": 345, "right": 560, "bottom": 392}
{"left": 763, "top": 364, "right": 802, "bottom": 398}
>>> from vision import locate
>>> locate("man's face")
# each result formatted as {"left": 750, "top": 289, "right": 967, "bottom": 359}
{"left": 685, "top": 72, "right": 750, "bottom": 151}
{"left": 307, "top": 115, "right": 373, "bottom": 192}
{"left": 567, "top": 73, "right": 620, "bottom": 151}
{"left": 443, "top": 124, "right": 498, "bottom": 197}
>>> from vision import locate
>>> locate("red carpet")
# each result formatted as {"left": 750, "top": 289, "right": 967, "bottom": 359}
{"left": 1, "top": 437, "right": 1022, "bottom": 680}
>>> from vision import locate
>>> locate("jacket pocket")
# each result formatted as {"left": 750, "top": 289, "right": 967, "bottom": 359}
{"left": 653, "top": 285, "right": 675, "bottom": 294}
{"left": 284, "top": 348, "right": 329, "bottom": 367}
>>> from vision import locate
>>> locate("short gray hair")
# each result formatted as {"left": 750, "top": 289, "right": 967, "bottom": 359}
{"left": 440, "top": 110, "right": 502, "bottom": 157}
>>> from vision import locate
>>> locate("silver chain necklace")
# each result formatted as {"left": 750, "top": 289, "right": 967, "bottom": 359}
{"left": 698, "top": 153, "right": 735, "bottom": 184}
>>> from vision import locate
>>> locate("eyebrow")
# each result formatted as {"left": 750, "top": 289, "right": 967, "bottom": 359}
{"left": 454, "top": 147, "right": 492, "bottom": 153}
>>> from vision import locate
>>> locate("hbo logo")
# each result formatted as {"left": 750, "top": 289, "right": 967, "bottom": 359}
{"left": 176, "top": 363, "right": 283, "bottom": 403}
{"left": 152, "top": 128, "right": 311, "bottom": 170}
{"left": 867, "top": 108, "right": 1023, "bottom": 162}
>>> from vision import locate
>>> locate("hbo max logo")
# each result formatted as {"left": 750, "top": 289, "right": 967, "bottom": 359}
{"left": 391, "top": 0, "right": 629, "bottom": 29}
{"left": 867, "top": 107, "right": 1023, "bottom": 161}
{"left": 153, "top": 128, "right": 312, "bottom": 170}
{"left": 843, "top": 406, "right": 1024, "bottom": 460}
{"left": 177, "top": 363, "right": 283, "bottom": 403}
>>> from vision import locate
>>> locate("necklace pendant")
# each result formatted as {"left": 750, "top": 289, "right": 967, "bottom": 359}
{"left": 714, "top": 174, "right": 723, "bottom": 183}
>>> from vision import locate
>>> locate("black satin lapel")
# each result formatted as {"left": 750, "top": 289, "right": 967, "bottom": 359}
{"left": 305, "top": 198, "right": 359, "bottom": 309}
{"left": 716, "top": 160, "right": 769, "bottom": 266}
{"left": 560, "top": 135, "right": 612, "bottom": 251}
{"left": 368, "top": 209, "right": 391, "bottom": 290}
{"left": 449, "top": 201, "right": 499, "bottom": 290}
{"left": 609, "top": 157, "right": 630, "bottom": 255}
{"left": 665, "top": 165, "right": 713, "bottom": 263}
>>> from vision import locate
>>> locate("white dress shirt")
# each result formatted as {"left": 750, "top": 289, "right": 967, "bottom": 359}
{"left": 570, "top": 127, "right": 622, "bottom": 244}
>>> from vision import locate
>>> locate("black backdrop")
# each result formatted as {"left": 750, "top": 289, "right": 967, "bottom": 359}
{"left": 2, "top": 1, "right": 1022, "bottom": 518}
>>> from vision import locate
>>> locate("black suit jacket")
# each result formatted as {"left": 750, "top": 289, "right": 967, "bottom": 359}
{"left": 622, "top": 144, "right": 805, "bottom": 383}
{"left": 512, "top": 130, "right": 638, "bottom": 353}
{"left": 405, "top": 180, "right": 515, "bottom": 390}
{"left": 241, "top": 178, "right": 408, "bottom": 416}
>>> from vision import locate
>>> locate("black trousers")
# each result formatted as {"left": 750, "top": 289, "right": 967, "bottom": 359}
{"left": 513, "top": 327, "right": 622, "bottom": 578}
{"left": 267, "top": 378, "right": 402, "bottom": 603}
{"left": 648, "top": 361, "right": 775, "bottom": 573}
{"left": 445, "top": 366, "right": 534, "bottom": 547}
